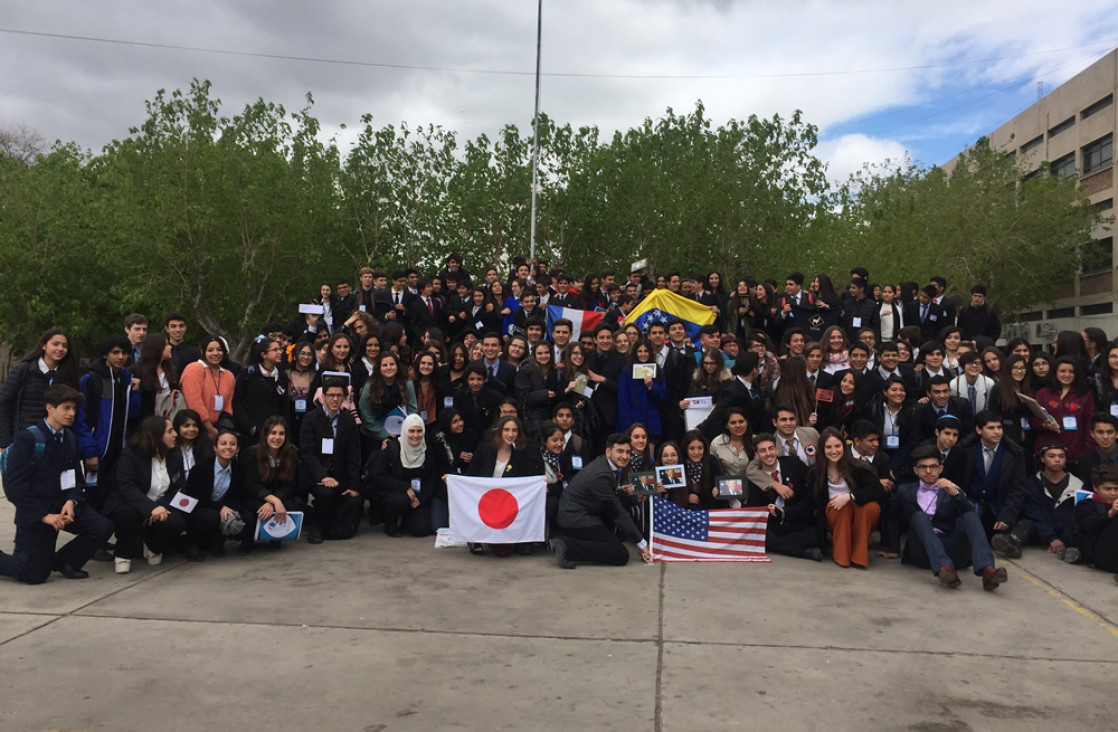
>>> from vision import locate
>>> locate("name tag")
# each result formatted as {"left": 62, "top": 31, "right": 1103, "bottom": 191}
{"left": 420, "top": 410, "right": 428, "bottom": 422}
{"left": 60, "top": 469, "right": 76, "bottom": 490}
{"left": 1021, "top": 416, "right": 1030, "bottom": 431}
{"left": 321, "top": 438, "right": 335, "bottom": 455}
{"left": 295, "top": 399, "right": 307, "bottom": 413}
{"left": 1062, "top": 415, "right": 1077, "bottom": 431}
{"left": 443, "top": 396, "right": 454, "bottom": 409}
{"left": 852, "top": 316, "right": 862, "bottom": 328}
{"left": 1111, "top": 403, "right": 1118, "bottom": 418}
{"left": 411, "top": 478, "right": 422, "bottom": 494}
{"left": 572, "top": 455, "right": 583, "bottom": 470}
{"left": 929, "top": 314, "right": 937, "bottom": 321}
{"left": 359, "top": 305, "right": 367, "bottom": 312}
{"left": 213, "top": 395, "right": 224, "bottom": 411}
{"left": 475, "top": 321, "right": 484, "bottom": 330}
{"left": 885, "top": 435, "right": 900, "bottom": 449}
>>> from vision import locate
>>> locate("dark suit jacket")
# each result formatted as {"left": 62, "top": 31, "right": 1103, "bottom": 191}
{"left": 298, "top": 406, "right": 361, "bottom": 492}
{"left": 904, "top": 301, "right": 951, "bottom": 339}
{"left": 747, "top": 456, "right": 815, "bottom": 530}
{"left": 183, "top": 455, "right": 249, "bottom": 510}
{"left": 107, "top": 447, "right": 186, "bottom": 516}
{"left": 2, "top": 420, "right": 86, "bottom": 527}
{"left": 407, "top": 296, "right": 443, "bottom": 339}
{"left": 913, "top": 397, "right": 974, "bottom": 443}
{"left": 240, "top": 446, "right": 297, "bottom": 504}
{"left": 895, "top": 479, "right": 976, "bottom": 536}
{"left": 842, "top": 296, "right": 879, "bottom": 341}
{"left": 466, "top": 442, "right": 544, "bottom": 479}
{"left": 555, "top": 454, "right": 642, "bottom": 543}
{"left": 704, "top": 377, "right": 767, "bottom": 442}
{"left": 454, "top": 386, "right": 502, "bottom": 437}
{"left": 480, "top": 359, "right": 517, "bottom": 396}
{"left": 958, "top": 434, "right": 1027, "bottom": 525}
{"left": 587, "top": 349, "right": 625, "bottom": 429}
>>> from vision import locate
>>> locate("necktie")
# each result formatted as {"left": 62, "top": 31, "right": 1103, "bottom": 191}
{"left": 920, "top": 305, "right": 928, "bottom": 323}
{"left": 785, "top": 438, "right": 795, "bottom": 456}
{"left": 809, "top": 373, "right": 816, "bottom": 387}
{"left": 490, "top": 365, "right": 497, "bottom": 379}
{"left": 395, "top": 292, "right": 400, "bottom": 305}
{"left": 941, "top": 452, "right": 948, "bottom": 463}
{"left": 967, "top": 384, "right": 977, "bottom": 412}
{"left": 983, "top": 448, "right": 994, "bottom": 474}
{"left": 426, "top": 298, "right": 434, "bottom": 315}
{"left": 55, "top": 432, "right": 64, "bottom": 446}
{"left": 937, "top": 408, "right": 945, "bottom": 417}
{"left": 46, "top": 369, "right": 57, "bottom": 385}
{"left": 771, "top": 471, "right": 780, "bottom": 483}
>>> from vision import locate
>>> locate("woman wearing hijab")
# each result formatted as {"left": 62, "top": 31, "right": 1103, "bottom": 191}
{"left": 373, "top": 414, "right": 437, "bottom": 537}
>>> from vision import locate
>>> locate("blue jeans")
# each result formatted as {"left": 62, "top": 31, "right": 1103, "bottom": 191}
{"left": 430, "top": 497, "right": 449, "bottom": 531}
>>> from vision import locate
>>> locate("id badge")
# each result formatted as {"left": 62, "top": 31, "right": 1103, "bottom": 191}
{"left": 359, "top": 304, "right": 367, "bottom": 312}
{"left": 213, "top": 395, "right": 224, "bottom": 411}
{"left": 420, "top": 410, "right": 428, "bottom": 422}
{"left": 295, "top": 399, "right": 307, "bottom": 414}
{"left": 572, "top": 455, "right": 583, "bottom": 470}
{"left": 852, "top": 317, "right": 862, "bottom": 328}
{"left": 411, "top": 478, "right": 422, "bottom": 494}
{"left": 1021, "top": 416, "right": 1030, "bottom": 431}
{"left": 1062, "top": 415, "right": 1077, "bottom": 431}
{"left": 885, "top": 434, "right": 900, "bottom": 449}
{"left": 443, "top": 396, "right": 454, "bottom": 409}
{"left": 321, "top": 438, "right": 335, "bottom": 455}
{"left": 1111, "top": 403, "right": 1118, "bottom": 418}
{"left": 60, "top": 469, "right": 77, "bottom": 490}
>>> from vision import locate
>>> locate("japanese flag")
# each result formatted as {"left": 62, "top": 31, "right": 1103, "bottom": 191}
{"left": 171, "top": 491, "right": 198, "bottom": 514}
{"left": 447, "top": 475, "right": 547, "bottom": 544}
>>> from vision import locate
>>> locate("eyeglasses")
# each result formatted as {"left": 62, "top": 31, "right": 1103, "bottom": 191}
{"left": 913, "top": 464, "right": 940, "bottom": 472}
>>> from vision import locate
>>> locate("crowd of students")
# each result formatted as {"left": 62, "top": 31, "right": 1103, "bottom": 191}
{"left": 1, "top": 254, "right": 1116, "bottom": 591}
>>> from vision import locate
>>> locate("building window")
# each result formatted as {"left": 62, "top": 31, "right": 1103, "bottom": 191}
{"left": 1049, "top": 152, "right": 1076, "bottom": 177}
{"left": 1022, "top": 168, "right": 1043, "bottom": 182}
{"left": 1097, "top": 198, "right": 1114, "bottom": 212}
{"left": 1082, "top": 302, "right": 1114, "bottom": 316}
{"left": 1048, "top": 116, "right": 1075, "bottom": 138}
{"left": 1083, "top": 134, "right": 1113, "bottom": 174}
{"left": 1082, "top": 236, "right": 1113, "bottom": 275}
{"left": 1082, "top": 94, "right": 1113, "bottom": 120}
{"left": 1020, "top": 135, "right": 1043, "bottom": 153}
{"left": 1047, "top": 306, "right": 1075, "bottom": 319}
{"left": 1018, "top": 310, "right": 1043, "bottom": 322}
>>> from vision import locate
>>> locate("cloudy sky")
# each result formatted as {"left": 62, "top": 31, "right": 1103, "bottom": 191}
{"left": 2, "top": 0, "right": 1117, "bottom": 183}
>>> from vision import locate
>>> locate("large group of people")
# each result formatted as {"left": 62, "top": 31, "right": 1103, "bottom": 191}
{"left": 1, "top": 254, "right": 1116, "bottom": 593}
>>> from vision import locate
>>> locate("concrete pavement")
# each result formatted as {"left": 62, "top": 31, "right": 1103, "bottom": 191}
{"left": 1, "top": 495, "right": 1116, "bottom": 731}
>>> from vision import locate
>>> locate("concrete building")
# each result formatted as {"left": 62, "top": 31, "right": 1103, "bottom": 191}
{"left": 952, "top": 48, "right": 1116, "bottom": 344}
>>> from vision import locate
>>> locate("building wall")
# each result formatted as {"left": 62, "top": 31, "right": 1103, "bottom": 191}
{"left": 950, "top": 49, "right": 1116, "bottom": 345}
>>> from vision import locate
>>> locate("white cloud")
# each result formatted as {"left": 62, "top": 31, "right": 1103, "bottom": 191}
{"left": 815, "top": 134, "right": 909, "bottom": 185}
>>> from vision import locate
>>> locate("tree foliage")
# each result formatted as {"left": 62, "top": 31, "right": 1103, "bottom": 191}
{"left": 0, "top": 83, "right": 1103, "bottom": 357}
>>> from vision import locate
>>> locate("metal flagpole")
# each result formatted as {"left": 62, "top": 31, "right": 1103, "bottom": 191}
{"left": 528, "top": 0, "right": 543, "bottom": 262}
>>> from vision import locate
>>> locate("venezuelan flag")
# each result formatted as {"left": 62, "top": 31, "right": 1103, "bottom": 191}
{"left": 625, "top": 289, "right": 716, "bottom": 346}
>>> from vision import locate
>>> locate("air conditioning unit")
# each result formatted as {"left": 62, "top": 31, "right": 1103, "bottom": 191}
{"left": 1036, "top": 322, "right": 1057, "bottom": 339}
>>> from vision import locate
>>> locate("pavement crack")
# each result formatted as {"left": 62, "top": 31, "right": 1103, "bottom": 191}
{"left": 654, "top": 562, "right": 665, "bottom": 732}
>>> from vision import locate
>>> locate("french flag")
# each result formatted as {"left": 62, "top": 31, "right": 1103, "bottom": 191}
{"left": 547, "top": 305, "right": 604, "bottom": 341}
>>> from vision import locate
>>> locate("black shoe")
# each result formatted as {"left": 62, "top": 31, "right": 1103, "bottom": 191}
{"left": 384, "top": 524, "right": 403, "bottom": 538}
{"left": 54, "top": 565, "right": 89, "bottom": 580}
{"left": 991, "top": 533, "right": 1022, "bottom": 559}
{"left": 91, "top": 548, "right": 114, "bottom": 562}
{"left": 552, "top": 537, "right": 575, "bottom": 569}
{"left": 186, "top": 546, "right": 205, "bottom": 563}
{"left": 211, "top": 544, "right": 226, "bottom": 558}
{"left": 804, "top": 547, "right": 824, "bottom": 562}
{"left": 514, "top": 543, "right": 535, "bottom": 556}
{"left": 238, "top": 542, "right": 254, "bottom": 556}
{"left": 267, "top": 541, "right": 283, "bottom": 551}
{"left": 306, "top": 525, "right": 324, "bottom": 544}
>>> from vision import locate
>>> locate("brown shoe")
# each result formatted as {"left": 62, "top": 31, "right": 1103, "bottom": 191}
{"left": 982, "top": 566, "right": 1008, "bottom": 591}
{"left": 937, "top": 565, "right": 961, "bottom": 589}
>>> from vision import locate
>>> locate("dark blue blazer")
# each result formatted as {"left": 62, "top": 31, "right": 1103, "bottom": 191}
{"left": 896, "top": 480, "right": 975, "bottom": 536}
{"left": 2, "top": 420, "right": 85, "bottom": 527}
{"left": 106, "top": 446, "right": 186, "bottom": 516}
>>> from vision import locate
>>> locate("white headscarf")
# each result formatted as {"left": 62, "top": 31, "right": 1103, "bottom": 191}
{"left": 399, "top": 413, "right": 427, "bottom": 469}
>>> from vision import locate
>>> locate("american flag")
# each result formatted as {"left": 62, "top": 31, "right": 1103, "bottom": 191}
{"left": 651, "top": 496, "right": 769, "bottom": 562}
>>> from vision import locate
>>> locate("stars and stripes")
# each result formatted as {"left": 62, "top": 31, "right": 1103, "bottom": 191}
{"left": 650, "top": 496, "right": 769, "bottom": 562}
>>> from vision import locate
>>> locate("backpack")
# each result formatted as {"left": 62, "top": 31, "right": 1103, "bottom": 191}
{"left": 0, "top": 425, "right": 47, "bottom": 478}
{"left": 155, "top": 389, "right": 187, "bottom": 421}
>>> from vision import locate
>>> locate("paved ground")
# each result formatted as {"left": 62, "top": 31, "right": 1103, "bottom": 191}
{"left": 1, "top": 494, "right": 1116, "bottom": 732}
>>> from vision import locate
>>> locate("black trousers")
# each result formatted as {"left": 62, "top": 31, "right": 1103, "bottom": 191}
{"left": 0, "top": 507, "right": 113, "bottom": 584}
{"left": 1086, "top": 516, "right": 1118, "bottom": 573}
{"left": 558, "top": 523, "right": 630, "bottom": 566}
{"left": 767, "top": 522, "right": 820, "bottom": 559}
{"left": 381, "top": 492, "right": 434, "bottom": 537}
{"left": 310, "top": 483, "right": 364, "bottom": 540}
{"left": 110, "top": 503, "right": 187, "bottom": 559}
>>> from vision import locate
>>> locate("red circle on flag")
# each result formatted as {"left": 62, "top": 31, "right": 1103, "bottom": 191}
{"left": 477, "top": 489, "right": 519, "bottom": 529}
{"left": 179, "top": 498, "right": 190, "bottom": 507}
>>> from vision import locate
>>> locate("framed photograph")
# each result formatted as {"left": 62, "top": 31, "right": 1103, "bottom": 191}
{"left": 630, "top": 471, "right": 657, "bottom": 494}
{"left": 632, "top": 363, "right": 657, "bottom": 380}
{"left": 717, "top": 476, "right": 744, "bottom": 498}
{"left": 656, "top": 464, "right": 686, "bottom": 488}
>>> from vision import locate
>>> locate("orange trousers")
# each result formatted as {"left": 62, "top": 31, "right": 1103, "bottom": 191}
{"left": 826, "top": 500, "right": 881, "bottom": 568}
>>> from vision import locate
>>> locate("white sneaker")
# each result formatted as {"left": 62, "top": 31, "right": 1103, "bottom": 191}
{"left": 146, "top": 553, "right": 162, "bottom": 566}
{"left": 114, "top": 557, "right": 132, "bottom": 574}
